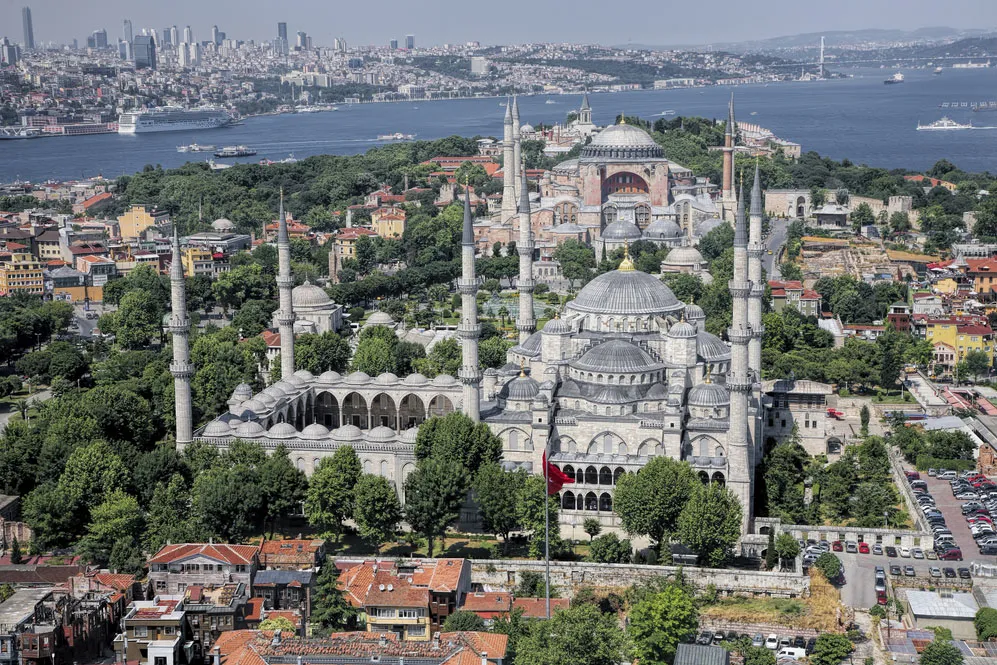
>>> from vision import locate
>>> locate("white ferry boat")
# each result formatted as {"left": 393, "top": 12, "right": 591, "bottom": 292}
{"left": 917, "top": 117, "right": 972, "bottom": 131}
{"left": 177, "top": 143, "right": 217, "bottom": 153}
{"left": 884, "top": 72, "right": 905, "bottom": 85}
{"left": 376, "top": 132, "right": 416, "bottom": 141}
{"left": 118, "top": 107, "right": 232, "bottom": 134}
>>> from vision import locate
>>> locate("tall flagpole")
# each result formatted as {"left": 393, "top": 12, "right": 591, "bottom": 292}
{"left": 545, "top": 451, "right": 551, "bottom": 619}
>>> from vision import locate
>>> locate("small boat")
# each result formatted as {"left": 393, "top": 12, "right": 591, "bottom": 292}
{"left": 545, "top": 98, "right": 557, "bottom": 104}
{"left": 376, "top": 132, "right": 415, "bottom": 141}
{"left": 177, "top": 143, "right": 215, "bottom": 153}
{"left": 750, "top": 111, "right": 758, "bottom": 116}
{"left": 934, "top": 67, "right": 944, "bottom": 75}
{"left": 916, "top": 116, "right": 972, "bottom": 131}
{"left": 214, "top": 145, "right": 257, "bottom": 158}
{"left": 280, "top": 154, "right": 298, "bottom": 164}
{"left": 884, "top": 72, "right": 905, "bottom": 85}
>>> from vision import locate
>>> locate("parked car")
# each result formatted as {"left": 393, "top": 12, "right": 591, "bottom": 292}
{"left": 832, "top": 541, "right": 843, "bottom": 552}
{"left": 697, "top": 632, "right": 714, "bottom": 645}
{"left": 877, "top": 590, "right": 888, "bottom": 605}
{"left": 793, "top": 636, "right": 806, "bottom": 649}
{"left": 752, "top": 634, "right": 765, "bottom": 648}
{"left": 944, "top": 567, "right": 957, "bottom": 578}
{"left": 845, "top": 541, "right": 858, "bottom": 553}
{"left": 913, "top": 548, "right": 925, "bottom": 559}
{"left": 900, "top": 546, "right": 911, "bottom": 558}
{"left": 979, "top": 545, "right": 997, "bottom": 555}
{"left": 959, "top": 568, "right": 972, "bottom": 579}
{"left": 930, "top": 567, "right": 942, "bottom": 578}
{"left": 890, "top": 564, "right": 902, "bottom": 575}
{"left": 929, "top": 468, "right": 938, "bottom": 476}
{"left": 904, "top": 566, "right": 916, "bottom": 576}
{"left": 859, "top": 542, "right": 870, "bottom": 554}
{"left": 873, "top": 544, "right": 884, "bottom": 555}
{"left": 886, "top": 546, "right": 898, "bottom": 557}
{"left": 805, "top": 637, "right": 817, "bottom": 654}
{"left": 765, "top": 635, "right": 779, "bottom": 650}
{"left": 939, "top": 548, "right": 963, "bottom": 561}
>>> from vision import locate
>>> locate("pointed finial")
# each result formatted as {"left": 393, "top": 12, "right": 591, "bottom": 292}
{"left": 620, "top": 112, "right": 626, "bottom": 125}
{"left": 705, "top": 363, "right": 713, "bottom": 384}
{"left": 519, "top": 358, "right": 526, "bottom": 377}
{"left": 618, "top": 241, "right": 635, "bottom": 272}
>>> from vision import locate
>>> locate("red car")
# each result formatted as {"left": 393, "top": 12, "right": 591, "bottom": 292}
{"left": 876, "top": 590, "right": 888, "bottom": 605}
{"left": 938, "top": 548, "right": 963, "bottom": 561}
{"left": 859, "top": 542, "right": 870, "bottom": 554}
{"left": 907, "top": 471, "right": 921, "bottom": 480}
{"left": 832, "top": 541, "right": 843, "bottom": 552}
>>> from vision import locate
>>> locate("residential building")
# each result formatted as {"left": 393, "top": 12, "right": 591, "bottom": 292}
{"left": 0, "top": 252, "right": 44, "bottom": 295}
{"left": 963, "top": 258, "right": 997, "bottom": 301}
{"left": 924, "top": 317, "right": 995, "bottom": 366}
{"left": 118, "top": 205, "right": 169, "bottom": 240}
{"left": 185, "top": 232, "right": 252, "bottom": 254}
{"left": 182, "top": 584, "right": 250, "bottom": 664}
{"left": 250, "top": 570, "right": 312, "bottom": 624}
{"left": 371, "top": 207, "right": 406, "bottom": 238}
{"left": 813, "top": 203, "right": 849, "bottom": 229}
{"left": 459, "top": 592, "right": 511, "bottom": 624}
{"left": 328, "top": 227, "right": 378, "bottom": 283}
{"left": 763, "top": 379, "right": 836, "bottom": 455}
{"left": 113, "top": 596, "right": 190, "bottom": 665}
{"left": 258, "top": 540, "right": 324, "bottom": 571}
{"left": 75, "top": 254, "right": 117, "bottom": 287}
{"left": 912, "top": 292, "right": 945, "bottom": 316}
{"left": 47, "top": 266, "right": 94, "bottom": 302}
{"left": 886, "top": 301, "right": 911, "bottom": 333}
{"left": 768, "top": 280, "right": 821, "bottom": 317}
{"left": 147, "top": 544, "right": 259, "bottom": 596}
{"left": 31, "top": 229, "right": 62, "bottom": 261}
{"left": 842, "top": 324, "right": 886, "bottom": 341}
{"left": 675, "top": 643, "right": 730, "bottom": 665}
{"left": 181, "top": 247, "right": 230, "bottom": 278}
{"left": 933, "top": 342, "right": 957, "bottom": 375}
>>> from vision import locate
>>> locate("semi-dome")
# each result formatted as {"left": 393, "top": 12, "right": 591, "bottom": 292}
{"left": 202, "top": 420, "right": 232, "bottom": 437}
{"left": 293, "top": 369, "right": 315, "bottom": 381}
{"left": 292, "top": 282, "right": 331, "bottom": 308}
{"left": 367, "top": 425, "right": 397, "bottom": 442}
{"left": 582, "top": 123, "right": 664, "bottom": 160}
{"left": 644, "top": 218, "right": 682, "bottom": 239}
{"left": 601, "top": 219, "right": 642, "bottom": 241}
{"left": 695, "top": 218, "right": 724, "bottom": 237}
{"left": 239, "top": 398, "right": 266, "bottom": 415}
{"left": 301, "top": 423, "right": 331, "bottom": 439}
{"left": 284, "top": 375, "right": 306, "bottom": 387}
{"left": 500, "top": 374, "right": 541, "bottom": 401}
{"left": 399, "top": 428, "right": 419, "bottom": 443}
{"left": 663, "top": 245, "right": 705, "bottom": 267}
{"left": 572, "top": 339, "right": 664, "bottom": 374}
{"left": 433, "top": 374, "right": 457, "bottom": 386}
{"left": 366, "top": 311, "right": 395, "bottom": 327}
{"left": 267, "top": 422, "right": 298, "bottom": 439}
{"left": 568, "top": 269, "right": 684, "bottom": 316}
{"left": 230, "top": 383, "right": 253, "bottom": 401}
{"left": 688, "top": 382, "right": 731, "bottom": 407}
{"left": 511, "top": 331, "right": 542, "bottom": 357}
{"left": 543, "top": 316, "right": 573, "bottom": 335}
{"left": 270, "top": 381, "right": 293, "bottom": 394}
{"left": 255, "top": 392, "right": 277, "bottom": 407}
{"left": 646, "top": 383, "right": 669, "bottom": 399}
{"left": 667, "top": 320, "right": 697, "bottom": 339}
{"left": 331, "top": 424, "right": 363, "bottom": 441}
{"left": 697, "top": 330, "right": 731, "bottom": 362}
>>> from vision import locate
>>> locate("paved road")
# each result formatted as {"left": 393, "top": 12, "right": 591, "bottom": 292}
{"left": 0, "top": 389, "right": 52, "bottom": 430}
{"left": 764, "top": 220, "right": 788, "bottom": 278}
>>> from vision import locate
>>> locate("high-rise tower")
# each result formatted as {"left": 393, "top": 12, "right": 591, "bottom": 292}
{"left": 275, "top": 192, "right": 296, "bottom": 380}
{"left": 512, "top": 96, "right": 522, "bottom": 201}
{"left": 727, "top": 184, "right": 753, "bottom": 532}
{"left": 747, "top": 162, "right": 765, "bottom": 382}
{"left": 21, "top": 7, "right": 34, "bottom": 50}
{"left": 169, "top": 225, "right": 194, "bottom": 446}
{"left": 501, "top": 100, "right": 517, "bottom": 223}
{"left": 516, "top": 167, "right": 536, "bottom": 343}
{"left": 457, "top": 187, "right": 482, "bottom": 422}
{"left": 122, "top": 19, "right": 133, "bottom": 43}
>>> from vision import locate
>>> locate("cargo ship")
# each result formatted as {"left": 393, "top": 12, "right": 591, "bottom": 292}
{"left": 884, "top": 72, "right": 905, "bottom": 85}
{"left": 118, "top": 107, "right": 232, "bottom": 134}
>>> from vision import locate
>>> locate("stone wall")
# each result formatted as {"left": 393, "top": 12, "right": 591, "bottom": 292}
{"left": 466, "top": 559, "right": 809, "bottom": 598}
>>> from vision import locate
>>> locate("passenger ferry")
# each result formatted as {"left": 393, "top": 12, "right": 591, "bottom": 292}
{"left": 916, "top": 117, "right": 972, "bottom": 131}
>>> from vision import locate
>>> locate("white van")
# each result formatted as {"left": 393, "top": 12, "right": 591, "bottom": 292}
{"left": 777, "top": 648, "right": 807, "bottom": 659}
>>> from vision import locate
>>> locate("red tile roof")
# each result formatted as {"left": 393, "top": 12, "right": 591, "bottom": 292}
{"left": 93, "top": 573, "right": 136, "bottom": 591}
{"left": 957, "top": 325, "right": 993, "bottom": 336}
{"left": 512, "top": 597, "right": 570, "bottom": 618}
{"left": 259, "top": 539, "right": 323, "bottom": 567}
{"left": 336, "top": 227, "right": 379, "bottom": 241}
{"left": 460, "top": 592, "right": 511, "bottom": 614}
{"left": 148, "top": 543, "right": 259, "bottom": 565}
{"left": 261, "top": 330, "right": 281, "bottom": 348}
{"left": 245, "top": 597, "right": 264, "bottom": 622}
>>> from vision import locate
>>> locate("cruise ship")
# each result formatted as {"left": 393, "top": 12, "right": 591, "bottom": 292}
{"left": 118, "top": 107, "right": 233, "bottom": 134}
{"left": 917, "top": 117, "right": 972, "bottom": 131}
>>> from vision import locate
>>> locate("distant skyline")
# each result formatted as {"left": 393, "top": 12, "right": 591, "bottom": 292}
{"left": 4, "top": 0, "right": 997, "bottom": 48}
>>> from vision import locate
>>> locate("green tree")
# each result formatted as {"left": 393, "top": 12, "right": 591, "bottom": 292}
{"left": 860, "top": 404, "right": 871, "bottom": 437}
{"left": 677, "top": 483, "right": 742, "bottom": 567}
{"left": 9, "top": 537, "right": 21, "bottom": 564}
{"left": 851, "top": 202, "right": 875, "bottom": 231}
{"left": 352, "top": 474, "right": 402, "bottom": 549}
{"left": 583, "top": 517, "right": 602, "bottom": 542}
{"left": 415, "top": 412, "right": 502, "bottom": 477}
{"left": 442, "top": 610, "right": 486, "bottom": 632}
{"left": 628, "top": 584, "right": 699, "bottom": 665}
{"left": 259, "top": 444, "right": 308, "bottom": 536}
{"left": 258, "top": 616, "right": 297, "bottom": 633}
{"left": 296, "top": 332, "right": 351, "bottom": 374}
{"left": 516, "top": 474, "right": 568, "bottom": 560}
{"left": 231, "top": 299, "right": 278, "bottom": 337}
{"left": 192, "top": 462, "right": 264, "bottom": 542}
{"left": 975, "top": 607, "right": 997, "bottom": 641}
{"left": 58, "top": 440, "right": 129, "bottom": 525}
{"left": 515, "top": 603, "right": 626, "bottom": 665}
{"left": 473, "top": 464, "right": 527, "bottom": 551}
{"left": 810, "top": 634, "right": 853, "bottom": 665}
{"left": 305, "top": 447, "right": 362, "bottom": 540}
{"left": 613, "top": 457, "right": 698, "bottom": 545}
{"left": 100, "top": 290, "right": 163, "bottom": 349}
{"left": 144, "top": 475, "right": 203, "bottom": 553}
{"left": 774, "top": 532, "right": 800, "bottom": 568}
{"left": 765, "top": 530, "right": 777, "bottom": 569}
{"left": 311, "top": 558, "right": 358, "bottom": 630}
{"left": 404, "top": 457, "right": 468, "bottom": 557}
{"left": 963, "top": 350, "right": 991, "bottom": 381}
{"left": 109, "top": 538, "right": 144, "bottom": 575}
{"left": 815, "top": 552, "right": 843, "bottom": 582}
{"left": 588, "top": 533, "right": 632, "bottom": 563}
{"left": 350, "top": 337, "right": 395, "bottom": 375}
{"left": 77, "top": 490, "right": 144, "bottom": 567}
{"left": 744, "top": 646, "right": 776, "bottom": 665}
{"left": 919, "top": 640, "right": 963, "bottom": 665}
{"left": 479, "top": 336, "right": 513, "bottom": 369}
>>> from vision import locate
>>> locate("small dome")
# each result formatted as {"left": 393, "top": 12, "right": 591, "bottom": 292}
{"left": 284, "top": 375, "right": 306, "bottom": 387}
{"left": 601, "top": 219, "right": 642, "bottom": 241}
{"left": 500, "top": 375, "right": 540, "bottom": 401}
{"left": 433, "top": 374, "right": 457, "bottom": 386}
{"left": 572, "top": 340, "right": 664, "bottom": 374}
{"left": 270, "top": 381, "right": 293, "bottom": 394}
{"left": 346, "top": 371, "right": 371, "bottom": 384}
{"left": 697, "top": 330, "right": 731, "bottom": 362}
{"left": 202, "top": 420, "right": 232, "bottom": 437}
{"left": 318, "top": 371, "right": 342, "bottom": 383}
{"left": 293, "top": 369, "right": 315, "bottom": 381}
{"left": 668, "top": 320, "right": 696, "bottom": 339}
{"left": 569, "top": 269, "right": 683, "bottom": 317}
{"left": 267, "top": 422, "right": 298, "bottom": 438}
{"left": 230, "top": 383, "right": 253, "bottom": 400}
{"left": 695, "top": 218, "right": 724, "bottom": 237}
{"left": 331, "top": 425, "right": 363, "bottom": 441}
{"left": 234, "top": 420, "right": 266, "bottom": 438}
{"left": 644, "top": 218, "right": 682, "bottom": 239}
{"left": 301, "top": 423, "right": 331, "bottom": 439}
{"left": 403, "top": 373, "right": 428, "bottom": 385}
{"left": 521, "top": 123, "right": 535, "bottom": 133}
{"left": 484, "top": 368, "right": 499, "bottom": 376}
{"left": 685, "top": 303, "right": 706, "bottom": 322}
{"left": 688, "top": 382, "right": 731, "bottom": 408}
{"left": 543, "top": 316, "right": 573, "bottom": 335}
{"left": 239, "top": 398, "right": 266, "bottom": 415}
{"left": 366, "top": 426, "right": 396, "bottom": 442}
{"left": 256, "top": 392, "right": 277, "bottom": 407}
{"left": 211, "top": 218, "right": 235, "bottom": 231}
{"left": 399, "top": 428, "right": 419, "bottom": 443}
{"left": 374, "top": 372, "right": 399, "bottom": 384}
{"left": 366, "top": 311, "right": 395, "bottom": 327}
{"left": 663, "top": 245, "right": 705, "bottom": 267}
{"left": 292, "top": 282, "right": 331, "bottom": 308}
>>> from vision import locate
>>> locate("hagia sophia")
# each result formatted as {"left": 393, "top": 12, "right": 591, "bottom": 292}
{"left": 168, "top": 97, "right": 770, "bottom": 538}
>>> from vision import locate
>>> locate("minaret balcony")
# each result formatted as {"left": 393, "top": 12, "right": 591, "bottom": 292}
{"left": 275, "top": 312, "right": 296, "bottom": 326}
{"left": 170, "top": 361, "right": 195, "bottom": 379}
{"left": 457, "top": 323, "right": 480, "bottom": 339}
{"left": 456, "top": 278, "right": 480, "bottom": 295}
{"left": 517, "top": 278, "right": 535, "bottom": 292}
{"left": 727, "top": 328, "right": 752, "bottom": 344}
{"left": 276, "top": 275, "right": 295, "bottom": 288}
{"left": 516, "top": 319, "right": 537, "bottom": 332}
{"left": 458, "top": 367, "right": 483, "bottom": 383}
{"left": 727, "top": 280, "right": 752, "bottom": 297}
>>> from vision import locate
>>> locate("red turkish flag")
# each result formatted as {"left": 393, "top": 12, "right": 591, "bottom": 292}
{"left": 543, "top": 452, "right": 575, "bottom": 495}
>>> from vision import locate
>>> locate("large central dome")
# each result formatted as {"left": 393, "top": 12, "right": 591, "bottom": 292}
{"left": 568, "top": 269, "right": 684, "bottom": 316}
{"left": 582, "top": 123, "right": 664, "bottom": 160}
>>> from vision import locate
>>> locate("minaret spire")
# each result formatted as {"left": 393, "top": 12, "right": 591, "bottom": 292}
{"left": 458, "top": 185, "right": 482, "bottom": 422}
{"left": 275, "top": 189, "right": 296, "bottom": 381}
{"left": 169, "top": 224, "right": 194, "bottom": 446}
{"left": 512, "top": 96, "right": 522, "bottom": 201}
{"left": 748, "top": 160, "right": 765, "bottom": 383}
{"left": 501, "top": 98, "right": 517, "bottom": 223}
{"left": 722, "top": 93, "right": 736, "bottom": 203}
{"left": 516, "top": 166, "right": 536, "bottom": 344}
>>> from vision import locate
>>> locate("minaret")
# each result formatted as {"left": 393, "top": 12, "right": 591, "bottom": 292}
{"left": 169, "top": 225, "right": 194, "bottom": 446}
{"left": 727, "top": 183, "right": 753, "bottom": 533}
{"left": 579, "top": 91, "right": 592, "bottom": 125}
{"left": 501, "top": 99, "right": 517, "bottom": 223}
{"left": 275, "top": 191, "right": 296, "bottom": 380}
{"left": 512, "top": 96, "right": 522, "bottom": 200}
{"left": 722, "top": 94, "right": 735, "bottom": 201}
{"left": 747, "top": 161, "right": 765, "bottom": 382}
{"left": 516, "top": 167, "right": 536, "bottom": 344}
{"left": 457, "top": 186, "right": 482, "bottom": 422}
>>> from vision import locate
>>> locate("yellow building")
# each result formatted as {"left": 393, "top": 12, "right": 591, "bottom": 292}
{"left": 117, "top": 205, "right": 169, "bottom": 240}
{"left": 328, "top": 227, "right": 379, "bottom": 283}
{"left": 0, "top": 252, "right": 44, "bottom": 295}
{"left": 925, "top": 319, "right": 995, "bottom": 366}
{"left": 372, "top": 207, "right": 407, "bottom": 238}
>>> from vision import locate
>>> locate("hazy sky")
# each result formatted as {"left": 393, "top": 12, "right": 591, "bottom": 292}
{"left": 5, "top": 0, "right": 997, "bottom": 47}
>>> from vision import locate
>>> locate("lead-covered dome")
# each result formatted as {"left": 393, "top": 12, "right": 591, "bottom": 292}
{"left": 663, "top": 245, "right": 705, "bottom": 267}
{"left": 688, "top": 382, "right": 730, "bottom": 407}
{"left": 572, "top": 339, "right": 664, "bottom": 374}
{"left": 582, "top": 123, "right": 664, "bottom": 160}
{"left": 500, "top": 374, "right": 541, "bottom": 401}
{"left": 292, "top": 282, "right": 331, "bottom": 307}
{"left": 601, "top": 219, "right": 642, "bottom": 241}
{"left": 568, "top": 269, "right": 684, "bottom": 316}
{"left": 644, "top": 218, "right": 682, "bottom": 240}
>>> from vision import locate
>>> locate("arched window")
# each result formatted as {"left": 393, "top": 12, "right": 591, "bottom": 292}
{"left": 509, "top": 430, "right": 519, "bottom": 451}
{"left": 585, "top": 492, "right": 598, "bottom": 511}
{"left": 296, "top": 458, "right": 304, "bottom": 472}
{"left": 363, "top": 459, "right": 373, "bottom": 474}
{"left": 614, "top": 467, "right": 625, "bottom": 484}
{"left": 599, "top": 493, "right": 613, "bottom": 512}
{"left": 599, "top": 467, "right": 613, "bottom": 485}
{"left": 585, "top": 466, "right": 598, "bottom": 485}
{"left": 618, "top": 443, "right": 628, "bottom": 456}
{"left": 562, "top": 491, "right": 575, "bottom": 510}
{"left": 563, "top": 465, "right": 575, "bottom": 477}
{"left": 380, "top": 460, "right": 389, "bottom": 477}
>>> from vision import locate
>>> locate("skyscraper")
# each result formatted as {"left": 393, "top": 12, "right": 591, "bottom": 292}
{"left": 122, "top": 19, "right": 133, "bottom": 43}
{"left": 118, "top": 39, "right": 131, "bottom": 61}
{"left": 405, "top": 34, "right": 414, "bottom": 49}
{"left": 277, "top": 22, "right": 287, "bottom": 42}
{"left": 296, "top": 31, "right": 307, "bottom": 50}
{"left": 211, "top": 25, "right": 220, "bottom": 45}
{"left": 1, "top": 38, "right": 19, "bottom": 66}
{"left": 133, "top": 34, "right": 156, "bottom": 69}
{"left": 170, "top": 25, "right": 179, "bottom": 47}
{"left": 389, "top": 39, "right": 398, "bottom": 50}
{"left": 21, "top": 7, "right": 34, "bottom": 50}
{"left": 162, "top": 29, "right": 171, "bottom": 47}
{"left": 92, "top": 29, "right": 108, "bottom": 49}
{"left": 183, "top": 25, "right": 193, "bottom": 44}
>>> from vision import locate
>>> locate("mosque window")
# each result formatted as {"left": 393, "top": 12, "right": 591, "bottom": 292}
{"left": 509, "top": 430, "right": 519, "bottom": 451}
{"left": 603, "top": 434, "right": 613, "bottom": 453}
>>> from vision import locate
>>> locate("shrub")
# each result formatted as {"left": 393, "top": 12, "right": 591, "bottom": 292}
{"left": 975, "top": 607, "right": 997, "bottom": 641}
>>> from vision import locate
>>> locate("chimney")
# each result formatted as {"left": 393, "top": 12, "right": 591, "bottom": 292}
{"left": 481, "top": 652, "right": 488, "bottom": 665}
{"left": 212, "top": 646, "right": 221, "bottom": 665}
{"left": 296, "top": 656, "right": 302, "bottom": 665}
{"left": 271, "top": 629, "right": 282, "bottom": 647}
